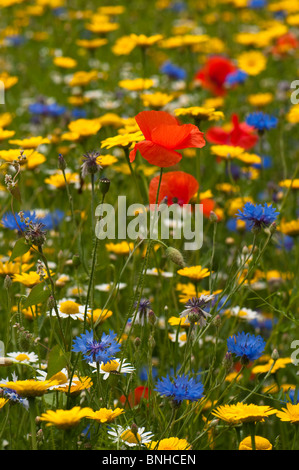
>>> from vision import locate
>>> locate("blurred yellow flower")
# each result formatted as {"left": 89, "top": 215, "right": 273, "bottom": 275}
{"left": 237, "top": 51, "right": 267, "bottom": 76}
{"left": 118, "top": 78, "right": 154, "bottom": 91}
{"left": 53, "top": 56, "right": 77, "bottom": 68}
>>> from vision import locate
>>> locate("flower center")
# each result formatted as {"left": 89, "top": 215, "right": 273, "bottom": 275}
{"left": 120, "top": 430, "right": 141, "bottom": 444}
{"left": 15, "top": 353, "right": 30, "bottom": 361}
{"left": 60, "top": 300, "right": 80, "bottom": 315}
{"left": 101, "top": 360, "right": 119, "bottom": 372}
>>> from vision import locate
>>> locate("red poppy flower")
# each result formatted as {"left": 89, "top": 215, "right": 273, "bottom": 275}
{"left": 206, "top": 114, "right": 258, "bottom": 149}
{"left": 119, "top": 386, "right": 150, "bottom": 407}
{"left": 149, "top": 171, "right": 215, "bottom": 217}
{"left": 149, "top": 171, "right": 199, "bottom": 206}
{"left": 194, "top": 56, "right": 237, "bottom": 96}
{"left": 271, "top": 33, "right": 299, "bottom": 56}
{"left": 129, "top": 110, "right": 206, "bottom": 168}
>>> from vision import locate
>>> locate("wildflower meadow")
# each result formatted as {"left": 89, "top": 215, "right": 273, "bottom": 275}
{"left": 0, "top": 0, "right": 299, "bottom": 454}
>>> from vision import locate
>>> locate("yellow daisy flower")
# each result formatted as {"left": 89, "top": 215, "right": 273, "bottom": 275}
{"left": 247, "top": 93, "right": 274, "bottom": 107}
{"left": 252, "top": 357, "right": 292, "bottom": 374}
{"left": 53, "top": 56, "right": 77, "bottom": 69}
{"left": 12, "top": 270, "right": 50, "bottom": 288}
{"left": 237, "top": 51, "right": 267, "bottom": 76}
{"left": 76, "top": 38, "right": 108, "bottom": 49}
{"left": 177, "top": 265, "right": 211, "bottom": 281}
{"left": 147, "top": 437, "right": 191, "bottom": 450}
{"left": 141, "top": 92, "right": 174, "bottom": 108}
{"left": 0, "top": 72, "right": 18, "bottom": 89}
{"left": 67, "top": 119, "right": 102, "bottom": 138}
{"left": 276, "top": 403, "right": 299, "bottom": 424}
{"left": 277, "top": 219, "right": 299, "bottom": 236}
{"left": 2, "top": 379, "right": 58, "bottom": 398}
{"left": 101, "top": 131, "right": 144, "bottom": 150}
{"left": 210, "top": 145, "right": 245, "bottom": 159}
{"left": 55, "top": 376, "right": 93, "bottom": 395}
{"left": 212, "top": 403, "right": 276, "bottom": 424}
{"left": 87, "top": 407, "right": 124, "bottom": 424}
{"left": 239, "top": 436, "right": 272, "bottom": 450}
{"left": 105, "top": 241, "right": 134, "bottom": 255}
{"left": 8, "top": 136, "right": 51, "bottom": 149}
{"left": 39, "top": 406, "right": 93, "bottom": 429}
{"left": 68, "top": 70, "right": 99, "bottom": 87}
{"left": 0, "top": 398, "right": 9, "bottom": 409}
{"left": 279, "top": 179, "right": 299, "bottom": 190}
{"left": 118, "top": 78, "right": 154, "bottom": 92}
{"left": 174, "top": 107, "right": 224, "bottom": 122}
{"left": 0, "top": 128, "right": 15, "bottom": 141}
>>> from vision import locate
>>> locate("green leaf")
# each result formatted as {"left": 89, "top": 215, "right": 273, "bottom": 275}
{"left": 10, "top": 185, "right": 22, "bottom": 203}
{"left": 10, "top": 237, "right": 31, "bottom": 261}
{"left": 23, "top": 282, "right": 50, "bottom": 308}
{"left": 46, "top": 345, "right": 69, "bottom": 379}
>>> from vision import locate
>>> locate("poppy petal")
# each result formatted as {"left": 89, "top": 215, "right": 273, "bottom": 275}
{"left": 133, "top": 140, "right": 182, "bottom": 167}
{"left": 151, "top": 124, "right": 205, "bottom": 150}
{"left": 166, "top": 172, "right": 199, "bottom": 204}
{"left": 176, "top": 125, "right": 206, "bottom": 149}
{"left": 135, "top": 110, "right": 179, "bottom": 140}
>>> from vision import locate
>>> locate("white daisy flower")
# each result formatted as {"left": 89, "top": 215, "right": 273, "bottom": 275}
{"left": 168, "top": 331, "right": 188, "bottom": 347}
{"left": 108, "top": 425, "right": 154, "bottom": 447}
{"left": 7, "top": 351, "right": 39, "bottom": 365}
{"left": 228, "top": 306, "right": 262, "bottom": 321}
{"left": 35, "top": 368, "right": 85, "bottom": 390}
{"left": 49, "top": 298, "right": 88, "bottom": 320}
{"left": 89, "top": 358, "right": 135, "bottom": 380}
{"left": 95, "top": 282, "right": 127, "bottom": 292}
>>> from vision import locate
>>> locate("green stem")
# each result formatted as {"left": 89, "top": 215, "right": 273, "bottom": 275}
{"left": 29, "top": 398, "right": 38, "bottom": 450}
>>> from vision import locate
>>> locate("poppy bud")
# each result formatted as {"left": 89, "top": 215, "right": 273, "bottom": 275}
{"left": 72, "top": 254, "right": 81, "bottom": 268}
{"left": 99, "top": 177, "right": 110, "bottom": 196}
{"left": 165, "top": 246, "right": 185, "bottom": 268}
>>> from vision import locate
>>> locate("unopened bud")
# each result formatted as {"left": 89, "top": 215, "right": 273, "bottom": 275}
{"left": 222, "top": 352, "right": 233, "bottom": 371}
{"left": 148, "top": 310, "right": 156, "bottom": 326}
{"left": 149, "top": 335, "right": 156, "bottom": 349}
{"left": 209, "top": 211, "right": 218, "bottom": 223}
{"left": 134, "top": 337, "right": 141, "bottom": 348}
{"left": 4, "top": 275, "right": 12, "bottom": 290}
{"left": 99, "top": 177, "right": 110, "bottom": 196}
{"left": 72, "top": 254, "right": 81, "bottom": 268}
{"left": 47, "top": 295, "right": 56, "bottom": 310}
{"left": 271, "top": 348, "right": 279, "bottom": 360}
{"left": 165, "top": 246, "right": 185, "bottom": 268}
{"left": 269, "top": 222, "right": 277, "bottom": 235}
{"left": 58, "top": 154, "right": 67, "bottom": 171}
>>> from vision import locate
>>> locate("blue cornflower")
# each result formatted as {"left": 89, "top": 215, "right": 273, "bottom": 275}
{"left": 72, "top": 330, "right": 121, "bottom": 364}
{"left": 29, "top": 102, "right": 66, "bottom": 118}
{"left": 236, "top": 201, "right": 279, "bottom": 231}
{"left": 1, "top": 211, "right": 39, "bottom": 231}
{"left": 276, "top": 234, "right": 294, "bottom": 251}
{"left": 227, "top": 331, "right": 266, "bottom": 363}
{"left": 225, "top": 69, "right": 248, "bottom": 86}
{"left": 246, "top": 111, "right": 278, "bottom": 132}
{"left": 288, "top": 389, "right": 299, "bottom": 404}
{"left": 139, "top": 365, "right": 158, "bottom": 382}
{"left": 248, "top": 0, "right": 267, "bottom": 8}
{"left": 1, "top": 209, "right": 64, "bottom": 232}
{"left": 155, "top": 373, "right": 204, "bottom": 405}
{"left": 3, "top": 388, "right": 29, "bottom": 410}
{"left": 160, "top": 61, "right": 186, "bottom": 81}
